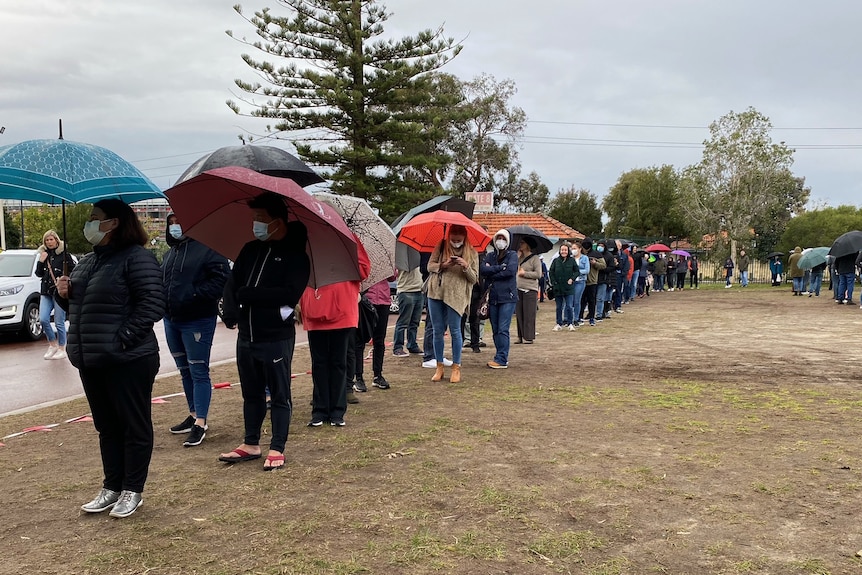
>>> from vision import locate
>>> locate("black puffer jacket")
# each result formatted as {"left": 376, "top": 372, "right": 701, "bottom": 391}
{"left": 162, "top": 239, "right": 230, "bottom": 322}
{"left": 35, "top": 243, "right": 76, "bottom": 297}
{"left": 62, "top": 244, "right": 165, "bottom": 369}
{"left": 222, "top": 233, "right": 310, "bottom": 343}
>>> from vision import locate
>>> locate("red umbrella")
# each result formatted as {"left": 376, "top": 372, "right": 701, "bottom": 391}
{"left": 644, "top": 243, "right": 672, "bottom": 253}
{"left": 165, "top": 166, "right": 360, "bottom": 288}
{"left": 397, "top": 210, "right": 490, "bottom": 252}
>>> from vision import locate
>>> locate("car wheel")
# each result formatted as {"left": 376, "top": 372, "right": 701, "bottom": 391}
{"left": 21, "top": 300, "right": 43, "bottom": 341}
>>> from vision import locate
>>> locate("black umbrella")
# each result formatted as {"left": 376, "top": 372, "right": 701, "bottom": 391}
{"left": 507, "top": 224, "right": 553, "bottom": 254}
{"left": 175, "top": 145, "right": 325, "bottom": 188}
{"left": 765, "top": 251, "right": 784, "bottom": 259}
{"left": 828, "top": 230, "right": 862, "bottom": 258}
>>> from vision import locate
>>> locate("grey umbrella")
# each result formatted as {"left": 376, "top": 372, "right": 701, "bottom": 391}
{"left": 175, "top": 145, "right": 325, "bottom": 188}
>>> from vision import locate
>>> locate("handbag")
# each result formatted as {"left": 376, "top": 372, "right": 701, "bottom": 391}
{"left": 476, "top": 285, "right": 492, "bottom": 321}
{"left": 546, "top": 285, "right": 555, "bottom": 300}
{"left": 357, "top": 294, "right": 378, "bottom": 343}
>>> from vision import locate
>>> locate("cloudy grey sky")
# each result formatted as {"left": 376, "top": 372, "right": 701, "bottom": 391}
{"left": 2, "top": 0, "right": 861, "bottom": 208}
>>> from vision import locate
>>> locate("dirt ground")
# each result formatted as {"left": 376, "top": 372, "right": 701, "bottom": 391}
{"left": 2, "top": 285, "right": 862, "bottom": 575}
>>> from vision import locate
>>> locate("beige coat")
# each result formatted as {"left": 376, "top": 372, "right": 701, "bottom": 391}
{"left": 426, "top": 242, "right": 479, "bottom": 315}
{"left": 516, "top": 253, "right": 542, "bottom": 292}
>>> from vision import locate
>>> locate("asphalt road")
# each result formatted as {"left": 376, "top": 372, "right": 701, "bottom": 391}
{"left": 0, "top": 320, "right": 309, "bottom": 418}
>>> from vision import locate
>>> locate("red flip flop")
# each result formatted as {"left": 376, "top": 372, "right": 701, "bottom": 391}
{"left": 218, "top": 448, "right": 261, "bottom": 463}
{"left": 263, "top": 453, "right": 285, "bottom": 471}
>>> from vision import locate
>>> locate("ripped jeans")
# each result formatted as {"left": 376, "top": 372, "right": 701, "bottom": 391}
{"left": 164, "top": 316, "right": 217, "bottom": 420}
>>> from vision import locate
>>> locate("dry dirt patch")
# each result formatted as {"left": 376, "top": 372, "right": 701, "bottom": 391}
{"left": 1, "top": 286, "right": 862, "bottom": 574}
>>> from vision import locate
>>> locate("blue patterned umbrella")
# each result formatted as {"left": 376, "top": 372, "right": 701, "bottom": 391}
{"left": 0, "top": 138, "right": 163, "bottom": 205}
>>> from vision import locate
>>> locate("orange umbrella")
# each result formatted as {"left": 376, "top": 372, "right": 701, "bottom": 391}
{"left": 397, "top": 210, "right": 490, "bottom": 253}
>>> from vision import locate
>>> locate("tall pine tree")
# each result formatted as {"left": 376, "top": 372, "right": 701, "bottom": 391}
{"left": 227, "top": 0, "right": 461, "bottom": 220}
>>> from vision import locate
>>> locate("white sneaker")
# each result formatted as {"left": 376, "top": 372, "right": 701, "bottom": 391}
{"left": 422, "top": 358, "right": 453, "bottom": 368}
{"left": 553, "top": 324, "right": 562, "bottom": 331}
{"left": 51, "top": 350, "right": 67, "bottom": 360}
{"left": 568, "top": 324, "right": 576, "bottom": 331}
{"left": 725, "top": 285, "right": 732, "bottom": 289}
{"left": 43, "top": 346, "right": 58, "bottom": 360}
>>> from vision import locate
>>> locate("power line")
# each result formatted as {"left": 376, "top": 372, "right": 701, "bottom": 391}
{"left": 528, "top": 119, "right": 862, "bottom": 131}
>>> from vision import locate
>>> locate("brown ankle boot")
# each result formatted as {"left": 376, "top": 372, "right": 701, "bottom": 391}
{"left": 431, "top": 363, "right": 445, "bottom": 382}
{"left": 450, "top": 363, "right": 461, "bottom": 383}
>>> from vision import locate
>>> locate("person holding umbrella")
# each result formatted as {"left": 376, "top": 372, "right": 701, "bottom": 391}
{"left": 514, "top": 237, "right": 542, "bottom": 344}
{"left": 480, "top": 230, "right": 518, "bottom": 369}
{"left": 55, "top": 199, "right": 165, "bottom": 518}
{"left": 426, "top": 224, "right": 479, "bottom": 383}
{"left": 219, "top": 193, "right": 311, "bottom": 471}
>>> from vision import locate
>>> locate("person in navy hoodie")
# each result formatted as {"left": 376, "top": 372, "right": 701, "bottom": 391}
{"left": 480, "top": 229, "right": 518, "bottom": 369}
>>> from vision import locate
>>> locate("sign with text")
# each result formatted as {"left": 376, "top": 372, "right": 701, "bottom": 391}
{"left": 465, "top": 191, "right": 493, "bottom": 213}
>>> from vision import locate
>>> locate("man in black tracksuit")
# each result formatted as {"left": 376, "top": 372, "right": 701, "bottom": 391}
{"left": 220, "top": 193, "right": 311, "bottom": 470}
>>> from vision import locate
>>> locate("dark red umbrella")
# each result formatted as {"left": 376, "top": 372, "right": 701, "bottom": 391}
{"left": 644, "top": 243, "right": 672, "bottom": 253}
{"left": 165, "top": 166, "right": 359, "bottom": 288}
{"left": 397, "top": 210, "right": 490, "bottom": 253}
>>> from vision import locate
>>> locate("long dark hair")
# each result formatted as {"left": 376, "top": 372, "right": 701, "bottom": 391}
{"left": 94, "top": 199, "right": 149, "bottom": 248}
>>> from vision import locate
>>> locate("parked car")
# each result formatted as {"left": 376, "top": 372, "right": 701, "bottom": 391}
{"left": 0, "top": 249, "right": 44, "bottom": 341}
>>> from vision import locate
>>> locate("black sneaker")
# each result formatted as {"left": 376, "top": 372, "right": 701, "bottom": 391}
{"left": 330, "top": 419, "right": 346, "bottom": 427}
{"left": 307, "top": 419, "right": 325, "bottom": 427}
{"left": 183, "top": 424, "right": 207, "bottom": 447}
{"left": 346, "top": 390, "right": 360, "bottom": 404}
{"left": 169, "top": 415, "right": 195, "bottom": 435}
{"left": 353, "top": 377, "right": 368, "bottom": 392}
{"left": 372, "top": 375, "right": 390, "bottom": 390}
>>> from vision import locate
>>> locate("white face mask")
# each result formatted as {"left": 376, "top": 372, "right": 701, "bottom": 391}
{"left": 495, "top": 239, "right": 508, "bottom": 251}
{"left": 450, "top": 240, "right": 464, "bottom": 249}
{"left": 168, "top": 224, "right": 183, "bottom": 240}
{"left": 83, "top": 220, "right": 109, "bottom": 245}
{"left": 253, "top": 220, "right": 274, "bottom": 241}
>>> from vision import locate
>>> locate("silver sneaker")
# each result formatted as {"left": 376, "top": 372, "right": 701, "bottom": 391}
{"left": 108, "top": 490, "right": 143, "bottom": 518}
{"left": 81, "top": 488, "right": 120, "bottom": 513}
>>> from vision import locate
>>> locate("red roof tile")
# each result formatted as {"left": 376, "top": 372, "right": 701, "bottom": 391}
{"left": 472, "top": 213, "right": 584, "bottom": 240}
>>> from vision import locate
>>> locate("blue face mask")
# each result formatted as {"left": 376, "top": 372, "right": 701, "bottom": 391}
{"left": 597, "top": 246, "right": 605, "bottom": 253}
{"left": 253, "top": 220, "right": 274, "bottom": 241}
{"left": 168, "top": 224, "right": 183, "bottom": 240}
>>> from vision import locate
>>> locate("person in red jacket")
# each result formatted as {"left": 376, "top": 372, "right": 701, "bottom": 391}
{"left": 300, "top": 238, "right": 370, "bottom": 427}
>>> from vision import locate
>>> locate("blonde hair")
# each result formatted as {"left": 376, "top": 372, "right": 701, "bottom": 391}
{"left": 42, "top": 230, "right": 60, "bottom": 245}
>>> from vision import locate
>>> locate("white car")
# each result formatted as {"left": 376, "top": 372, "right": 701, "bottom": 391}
{"left": 0, "top": 249, "right": 45, "bottom": 341}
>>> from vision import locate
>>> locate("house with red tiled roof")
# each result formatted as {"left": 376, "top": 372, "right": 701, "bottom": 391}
{"left": 472, "top": 213, "right": 584, "bottom": 257}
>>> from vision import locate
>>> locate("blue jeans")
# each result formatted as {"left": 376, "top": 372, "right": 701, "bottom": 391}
{"left": 838, "top": 273, "right": 855, "bottom": 301}
{"left": 792, "top": 277, "right": 804, "bottom": 293}
{"left": 571, "top": 281, "right": 586, "bottom": 323}
{"left": 595, "top": 284, "right": 608, "bottom": 318}
{"left": 654, "top": 274, "right": 664, "bottom": 291}
{"left": 810, "top": 272, "right": 822, "bottom": 296}
{"left": 164, "top": 316, "right": 217, "bottom": 420}
{"left": 393, "top": 291, "right": 423, "bottom": 353}
{"left": 489, "top": 301, "right": 517, "bottom": 366}
{"left": 554, "top": 291, "right": 574, "bottom": 325}
{"left": 629, "top": 271, "right": 639, "bottom": 301}
{"left": 427, "top": 298, "right": 462, "bottom": 365}
{"left": 40, "top": 294, "right": 66, "bottom": 345}
{"left": 741, "top": 271, "right": 749, "bottom": 287}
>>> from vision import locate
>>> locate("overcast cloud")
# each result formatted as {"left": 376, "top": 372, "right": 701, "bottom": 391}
{"left": 2, "top": 0, "right": 860, "bottom": 208}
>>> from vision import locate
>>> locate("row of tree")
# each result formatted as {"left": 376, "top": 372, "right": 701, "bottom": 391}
{"left": 226, "top": 1, "right": 837, "bottom": 261}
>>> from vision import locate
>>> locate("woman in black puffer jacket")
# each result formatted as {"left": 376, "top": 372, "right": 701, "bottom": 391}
{"left": 56, "top": 199, "right": 165, "bottom": 519}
